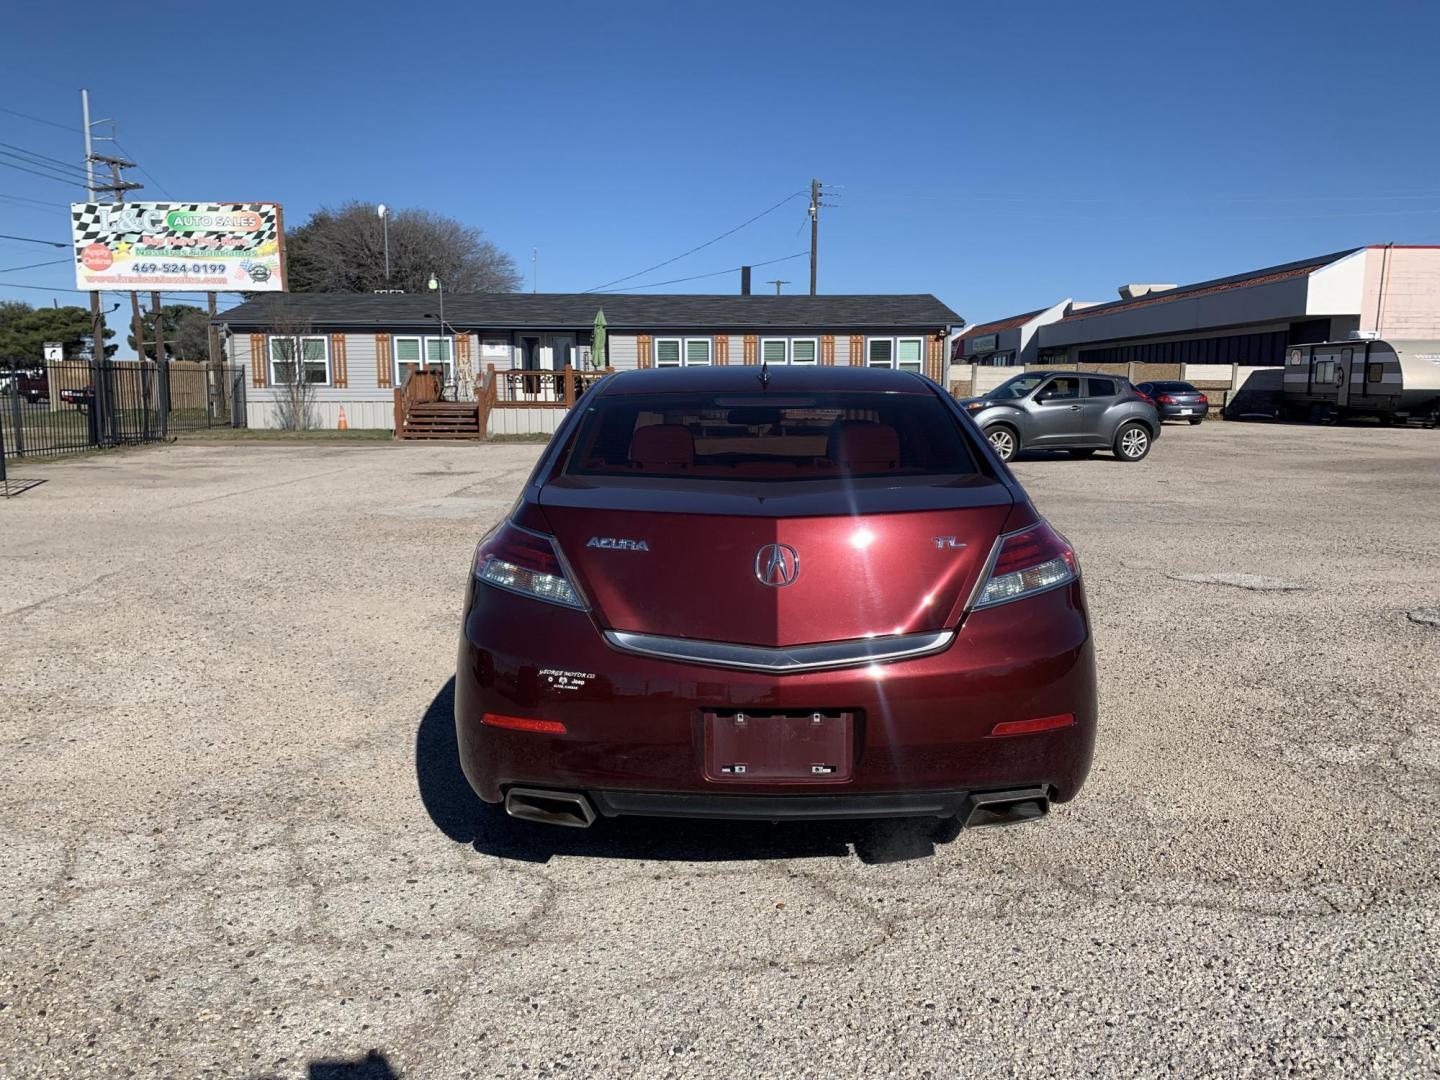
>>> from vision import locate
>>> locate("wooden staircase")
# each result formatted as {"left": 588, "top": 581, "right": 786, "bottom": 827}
{"left": 401, "top": 400, "right": 483, "bottom": 439}
{"left": 394, "top": 369, "right": 488, "bottom": 440}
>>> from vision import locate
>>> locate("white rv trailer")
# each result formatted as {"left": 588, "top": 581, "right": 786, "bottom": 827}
{"left": 1282, "top": 339, "right": 1440, "bottom": 424}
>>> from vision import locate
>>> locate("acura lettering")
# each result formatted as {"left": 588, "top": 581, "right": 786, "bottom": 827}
{"left": 586, "top": 537, "right": 650, "bottom": 551}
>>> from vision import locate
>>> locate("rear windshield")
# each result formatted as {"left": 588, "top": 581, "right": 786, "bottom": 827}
{"left": 566, "top": 391, "right": 979, "bottom": 481}
{"left": 1149, "top": 381, "right": 1197, "bottom": 392}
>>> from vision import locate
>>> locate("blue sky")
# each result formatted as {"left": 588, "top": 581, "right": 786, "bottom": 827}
{"left": 3, "top": 0, "right": 1438, "bottom": 338}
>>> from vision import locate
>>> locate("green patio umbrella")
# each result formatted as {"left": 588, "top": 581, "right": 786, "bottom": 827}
{"left": 590, "top": 309, "right": 607, "bottom": 370}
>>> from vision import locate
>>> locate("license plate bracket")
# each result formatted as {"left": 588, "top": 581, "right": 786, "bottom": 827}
{"left": 703, "top": 710, "right": 854, "bottom": 782}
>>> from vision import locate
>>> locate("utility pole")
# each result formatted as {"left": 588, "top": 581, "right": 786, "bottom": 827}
{"left": 766, "top": 279, "right": 790, "bottom": 295}
{"left": 809, "top": 177, "right": 820, "bottom": 296}
{"left": 150, "top": 290, "right": 167, "bottom": 365}
{"left": 91, "top": 154, "right": 144, "bottom": 362}
{"left": 81, "top": 90, "right": 106, "bottom": 362}
{"left": 207, "top": 291, "right": 220, "bottom": 367}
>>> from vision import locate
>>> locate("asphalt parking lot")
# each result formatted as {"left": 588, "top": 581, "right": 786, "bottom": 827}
{"left": 2, "top": 421, "right": 1438, "bottom": 1079}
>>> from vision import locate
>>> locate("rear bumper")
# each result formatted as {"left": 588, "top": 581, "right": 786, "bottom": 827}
{"left": 455, "top": 579, "right": 1097, "bottom": 814}
{"left": 1158, "top": 404, "right": 1205, "bottom": 419}
{"left": 592, "top": 789, "right": 972, "bottom": 820}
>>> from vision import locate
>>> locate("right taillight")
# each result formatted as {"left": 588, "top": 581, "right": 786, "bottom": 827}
{"left": 473, "top": 521, "right": 585, "bottom": 609}
{"left": 974, "top": 521, "right": 1078, "bottom": 609}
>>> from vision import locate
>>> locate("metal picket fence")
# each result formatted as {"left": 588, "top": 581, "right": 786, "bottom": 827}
{"left": 0, "top": 360, "right": 247, "bottom": 467}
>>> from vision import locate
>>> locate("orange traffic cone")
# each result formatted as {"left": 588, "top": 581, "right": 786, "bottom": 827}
{"left": 337, "top": 406, "right": 349, "bottom": 431}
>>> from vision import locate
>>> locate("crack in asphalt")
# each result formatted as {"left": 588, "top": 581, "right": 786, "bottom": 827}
{"left": 0, "top": 538, "right": 217, "bottom": 621}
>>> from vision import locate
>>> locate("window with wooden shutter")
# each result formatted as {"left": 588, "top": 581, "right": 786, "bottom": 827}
{"left": 249, "top": 334, "right": 268, "bottom": 387}
{"left": 330, "top": 334, "right": 348, "bottom": 388}
{"left": 376, "top": 335, "right": 393, "bottom": 388}
{"left": 268, "top": 336, "right": 331, "bottom": 385}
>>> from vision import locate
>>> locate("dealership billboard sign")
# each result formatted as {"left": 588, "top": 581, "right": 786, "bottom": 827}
{"left": 70, "top": 202, "right": 285, "bottom": 292}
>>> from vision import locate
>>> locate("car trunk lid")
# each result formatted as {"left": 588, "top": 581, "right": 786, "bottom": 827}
{"left": 540, "top": 476, "right": 1012, "bottom": 648}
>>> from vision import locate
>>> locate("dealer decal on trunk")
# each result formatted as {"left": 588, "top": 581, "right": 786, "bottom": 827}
{"left": 540, "top": 669, "right": 596, "bottom": 693}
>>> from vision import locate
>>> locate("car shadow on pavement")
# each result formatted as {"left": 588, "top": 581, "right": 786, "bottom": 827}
{"left": 1010, "top": 450, "right": 1126, "bottom": 463}
{"left": 415, "top": 678, "right": 959, "bottom": 866}
{"left": 307, "top": 1049, "right": 399, "bottom": 1079}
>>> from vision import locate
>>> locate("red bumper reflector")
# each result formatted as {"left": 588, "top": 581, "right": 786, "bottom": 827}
{"left": 481, "top": 712, "right": 567, "bottom": 735}
{"left": 989, "top": 713, "right": 1075, "bottom": 737}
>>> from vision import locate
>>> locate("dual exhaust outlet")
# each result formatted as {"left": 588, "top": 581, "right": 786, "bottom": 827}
{"left": 502, "top": 786, "right": 1051, "bottom": 830}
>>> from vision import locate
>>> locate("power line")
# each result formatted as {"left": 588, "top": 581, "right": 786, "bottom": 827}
{"left": 0, "top": 150, "right": 91, "bottom": 183}
{"left": 861, "top": 188, "right": 1440, "bottom": 205}
{"left": 0, "top": 233, "right": 67, "bottom": 248}
{"left": 0, "top": 140, "right": 92, "bottom": 181}
{"left": 0, "top": 191, "right": 70, "bottom": 209}
{"left": 0, "top": 281, "right": 86, "bottom": 293}
{"left": 596, "top": 250, "right": 808, "bottom": 293}
{"left": 0, "top": 257, "right": 71, "bottom": 275}
{"left": 0, "top": 155, "right": 88, "bottom": 187}
{"left": 0, "top": 105, "right": 80, "bottom": 133}
{"left": 0, "top": 281, "right": 243, "bottom": 316}
{"left": 112, "top": 140, "right": 172, "bottom": 197}
{"left": 584, "top": 190, "right": 806, "bottom": 292}
{"left": 2, "top": 104, "right": 174, "bottom": 198}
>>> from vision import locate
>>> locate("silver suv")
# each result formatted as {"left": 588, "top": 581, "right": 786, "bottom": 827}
{"left": 961, "top": 371, "right": 1161, "bottom": 462}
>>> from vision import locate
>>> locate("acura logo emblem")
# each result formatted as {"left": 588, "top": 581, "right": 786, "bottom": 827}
{"left": 754, "top": 543, "right": 800, "bottom": 587}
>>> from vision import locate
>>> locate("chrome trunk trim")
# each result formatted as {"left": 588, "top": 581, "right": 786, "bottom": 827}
{"left": 602, "top": 628, "right": 955, "bottom": 673}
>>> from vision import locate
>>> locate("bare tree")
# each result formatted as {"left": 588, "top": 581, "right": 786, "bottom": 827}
{"left": 265, "top": 304, "right": 321, "bottom": 431}
{"left": 286, "top": 202, "right": 521, "bottom": 294}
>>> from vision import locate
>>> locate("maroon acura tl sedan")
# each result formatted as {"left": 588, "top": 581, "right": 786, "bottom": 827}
{"left": 456, "top": 365, "right": 1096, "bottom": 830}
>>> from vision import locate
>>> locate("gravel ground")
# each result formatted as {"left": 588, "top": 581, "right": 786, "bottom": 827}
{"left": 1, "top": 421, "right": 1437, "bottom": 1079}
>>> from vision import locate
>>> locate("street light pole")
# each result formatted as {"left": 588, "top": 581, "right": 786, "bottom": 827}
{"left": 427, "top": 273, "right": 444, "bottom": 332}
{"left": 426, "top": 273, "right": 447, "bottom": 382}
{"left": 377, "top": 204, "right": 390, "bottom": 284}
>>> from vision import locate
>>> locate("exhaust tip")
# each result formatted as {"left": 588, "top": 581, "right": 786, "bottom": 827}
{"left": 504, "top": 787, "right": 597, "bottom": 829}
{"left": 962, "top": 787, "right": 1051, "bottom": 829}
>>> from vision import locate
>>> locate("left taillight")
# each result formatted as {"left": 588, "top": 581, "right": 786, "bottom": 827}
{"left": 473, "top": 520, "right": 585, "bottom": 609}
{"left": 974, "top": 521, "right": 1078, "bottom": 609}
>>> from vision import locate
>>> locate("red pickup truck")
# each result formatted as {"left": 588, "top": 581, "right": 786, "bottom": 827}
{"left": 16, "top": 370, "right": 48, "bottom": 403}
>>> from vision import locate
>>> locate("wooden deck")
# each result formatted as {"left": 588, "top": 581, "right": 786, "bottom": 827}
{"left": 394, "top": 365, "right": 614, "bottom": 440}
